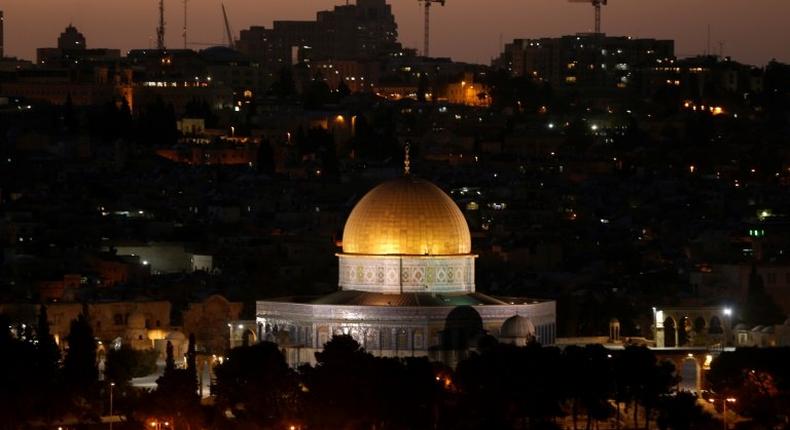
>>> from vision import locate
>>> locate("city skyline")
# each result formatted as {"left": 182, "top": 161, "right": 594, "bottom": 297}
{"left": 2, "top": 0, "right": 789, "bottom": 66}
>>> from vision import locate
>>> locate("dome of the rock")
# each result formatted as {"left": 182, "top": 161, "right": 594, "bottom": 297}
{"left": 342, "top": 176, "right": 471, "bottom": 256}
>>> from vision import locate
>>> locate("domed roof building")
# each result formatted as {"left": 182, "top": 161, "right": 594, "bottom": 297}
{"left": 256, "top": 169, "right": 556, "bottom": 366}
{"left": 342, "top": 176, "right": 471, "bottom": 256}
{"left": 337, "top": 176, "right": 476, "bottom": 295}
{"left": 500, "top": 316, "right": 536, "bottom": 346}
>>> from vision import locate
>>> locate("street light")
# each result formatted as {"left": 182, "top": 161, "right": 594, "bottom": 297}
{"left": 148, "top": 419, "right": 171, "bottom": 430}
{"left": 709, "top": 396, "right": 736, "bottom": 430}
{"left": 228, "top": 323, "right": 233, "bottom": 349}
{"left": 652, "top": 307, "right": 657, "bottom": 344}
{"left": 723, "top": 397, "right": 736, "bottom": 430}
{"left": 109, "top": 382, "right": 115, "bottom": 430}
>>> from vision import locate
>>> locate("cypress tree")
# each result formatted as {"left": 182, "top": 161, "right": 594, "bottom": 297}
{"left": 37, "top": 305, "right": 61, "bottom": 374}
{"left": 63, "top": 313, "right": 98, "bottom": 394}
{"left": 165, "top": 340, "right": 175, "bottom": 374}
{"left": 186, "top": 333, "right": 197, "bottom": 391}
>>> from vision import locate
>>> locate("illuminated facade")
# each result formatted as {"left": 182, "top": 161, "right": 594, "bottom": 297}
{"left": 0, "top": 295, "right": 242, "bottom": 360}
{"left": 493, "top": 33, "right": 674, "bottom": 89}
{"left": 256, "top": 173, "right": 556, "bottom": 366}
{"left": 444, "top": 73, "right": 492, "bottom": 107}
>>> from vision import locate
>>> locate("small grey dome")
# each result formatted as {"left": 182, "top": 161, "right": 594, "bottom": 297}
{"left": 501, "top": 315, "right": 536, "bottom": 339}
{"left": 166, "top": 331, "right": 186, "bottom": 341}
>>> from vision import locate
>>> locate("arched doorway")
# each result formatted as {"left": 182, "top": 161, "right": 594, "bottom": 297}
{"left": 678, "top": 316, "right": 691, "bottom": 346}
{"left": 664, "top": 317, "right": 677, "bottom": 347}
{"left": 678, "top": 357, "right": 701, "bottom": 395}
{"left": 692, "top": 316, "right": 707, "bottom": 345}
{"left": 242, "top": 329, "right": 256, "bottom": 346}
{"left": 709, "top": 316, "right": 723, "bottom": 334}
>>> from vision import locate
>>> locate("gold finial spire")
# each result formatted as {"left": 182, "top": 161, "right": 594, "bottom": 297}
{"left": 404, "top": 142, "right": 411, "bottom": 175}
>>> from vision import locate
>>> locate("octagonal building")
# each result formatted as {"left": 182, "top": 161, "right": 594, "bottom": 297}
{"left": 255, "top": 175, "right": 556, "bottom": 366}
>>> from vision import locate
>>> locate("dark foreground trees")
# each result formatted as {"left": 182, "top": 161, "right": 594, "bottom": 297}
{"left": 213, "top": 341, "right": 300, "bottom": 426}
{"left": 301, "top": 335, "right": 441, "bottom": 430}
{"left": 1, "top": 315, "right": 736, "bottom": 430}
{"left": 708, "top": 347, "right": 790, "bottom": 428}
{"left": 205, "top": 337, "right": 686, "bottom": 430}
{"left": 656, "top": 392, "right": 718, "bottom": 430}
{"left": 0, "top": 310, "right": 98, "bottom": 428}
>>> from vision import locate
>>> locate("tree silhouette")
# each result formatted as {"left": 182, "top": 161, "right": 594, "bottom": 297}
{"left": 708, "top": 348, "right": 790, "bottom": 427}
{"left": 618, "top": 346, "right": 678, "bottom": 429}
{"left": 105, "top": 346, "right": 157, "bottom": 386}
{"left": 36, "top": 305, "right": 60, "bottom": 376}
{"left": 186, "top": 333, "right": 197, "bottom": 391}
{"left": 63, "top": 312, "right": 98, "bottom": 400}
{"left": 136, "top": 96, "right": 177, "bottom": 146}
{"left": 213, "top": 342, "right": 299, "bottom": 426}
{"left": 337, "top": 78, "right": 351, "bottom": 99}
{"left": 455, "top": 342, "right": 566, "bottom": 429}
{"left": 34, "top": 305, "right": 67, "bottom": 423}
{"left": 165, "top": 340, "right": 175, "bottom": 374}
{"left": 0, "top": 314, "right": 39, "bottom": 429}
{"left": 656, "top": 391, "right": 717, "bottom": 430}
{"left": 303, "top": 74, "right": 332, "bottom": 110}
{"left": 742, "top": 265, "right": 785, "bottom": 326}
{"left": 564, "top": 345, "right": 615, "bottom": 430}
{"left": 302, "top": 335, "right": 379, "bottom": 429}
{"left": 146, "top": 337, "right": 201, "bottom": 430}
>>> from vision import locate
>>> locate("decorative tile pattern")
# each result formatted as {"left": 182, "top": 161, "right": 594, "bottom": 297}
{"left": 339, "top": 255, "right": 476, "bottom": 294}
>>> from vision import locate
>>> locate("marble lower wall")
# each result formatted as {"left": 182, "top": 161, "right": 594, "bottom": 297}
{"left": 256, "top": 299, "right": 557, "bottom": 367}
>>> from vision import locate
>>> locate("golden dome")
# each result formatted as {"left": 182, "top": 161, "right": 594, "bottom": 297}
{"left": 342, "top": 177, "right": 471, "bottom": 255}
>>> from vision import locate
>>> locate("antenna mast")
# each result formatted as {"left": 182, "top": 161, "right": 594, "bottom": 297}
{"left": 183, "top": 0, "right": 188, "bottom": 49}
{"left": 156, "top": 0, "right": 166, "bottom": 50}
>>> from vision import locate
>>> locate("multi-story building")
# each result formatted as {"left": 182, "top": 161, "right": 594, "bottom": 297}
{"left": 237, "top": 0, "right": 403, "bottom": 70}
{"left": 0, "top": 66, "right": 132, "bottom": 107}
{"left": 493, "top": 33, "right": 674, "bottom": 90}
{"left": 36, "top": 25, "right": 120, "bottom": 66}
{"left": 310, "top": 59, "right": 381, "bottom": 92}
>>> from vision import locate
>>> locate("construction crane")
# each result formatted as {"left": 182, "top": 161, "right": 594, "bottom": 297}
{"left": 569, "top": 0, "right": 607, "bottom": 34}
{"left": 418, "top": 0, "right": 445, "bottom": 58}
{"left": 156, "top": 0, "right": 166, "bottom": 50}
{"left": 221, "top": 3, "right": 234, "bottom": 49}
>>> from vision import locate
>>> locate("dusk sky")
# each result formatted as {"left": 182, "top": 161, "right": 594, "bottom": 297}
{"left": 3, "top": 0, "right": 789, "bottom": 66}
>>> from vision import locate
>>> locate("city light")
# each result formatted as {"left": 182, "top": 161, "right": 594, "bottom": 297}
{"left": 3, "top": 2, "right": 789, "bottom": 429}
